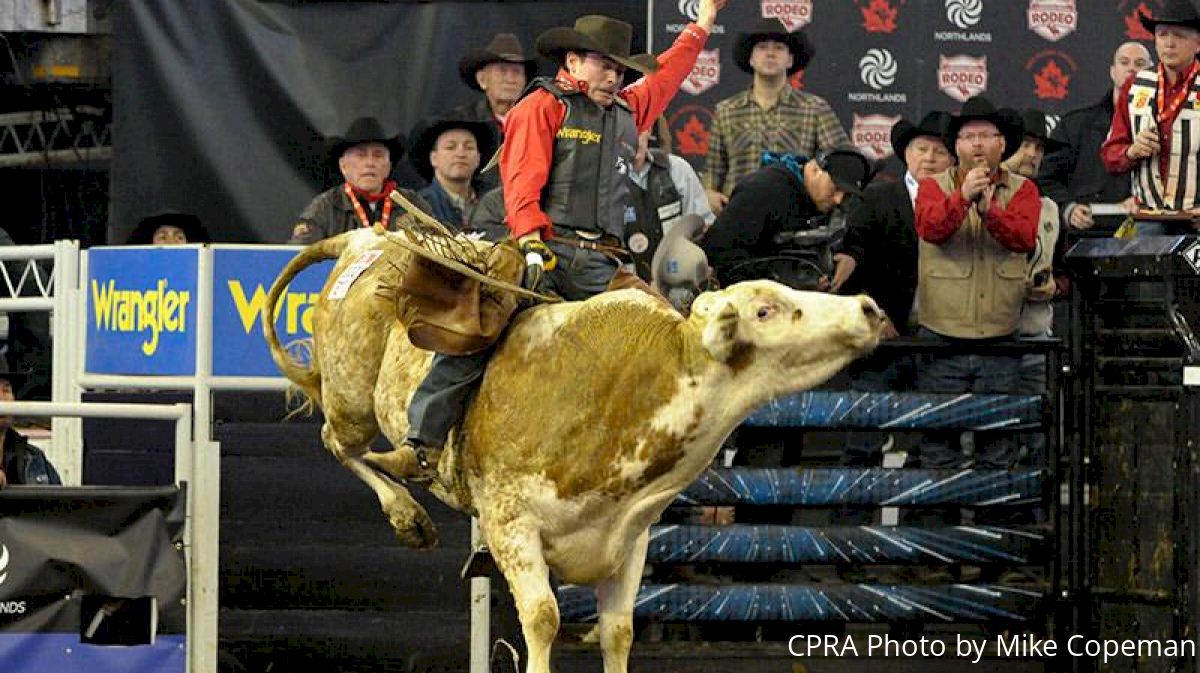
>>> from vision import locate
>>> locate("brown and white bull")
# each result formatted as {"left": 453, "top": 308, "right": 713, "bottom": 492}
{"left": 262, "top": 228, "right": 885, "bottom": 673}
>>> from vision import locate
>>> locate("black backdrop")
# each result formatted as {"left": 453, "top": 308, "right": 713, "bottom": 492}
{"left": 110, "top": 0, "right": 645, "bottom": 244}
{"left": 112, "top": 0, "right": 1157, "bottom": 244}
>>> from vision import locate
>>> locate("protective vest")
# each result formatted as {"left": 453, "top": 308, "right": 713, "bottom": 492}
{"left": 626, "top": 150, "right": 683, "bottom": 280}
{"left": 1126, "top": 67, "right": 1200, "bottom": 211}
{"left": 533, "top": 77, "right": 638, "bottom": 239}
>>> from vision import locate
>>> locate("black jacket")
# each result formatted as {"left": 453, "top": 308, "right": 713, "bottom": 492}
{"left": 838, "top": 178, "right": 918, "bottom": 333}
{"left": 1036, "top": 92, "right": 1131, "bottom": 219}
{"left": 702, "top": 165, "right": 823, "bottom": 285}
{"left": 1, "top": 427, "right": 60, "bottom": 486}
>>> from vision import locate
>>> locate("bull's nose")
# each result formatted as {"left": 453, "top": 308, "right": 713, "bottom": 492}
{"left": 859, "top": 296, "right": 885, "bottom": 326}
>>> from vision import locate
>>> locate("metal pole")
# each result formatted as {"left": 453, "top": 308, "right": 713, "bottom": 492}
{"left": 470, "top": 517, "right": 490, "bottom": 673}
{"left": 191, "top": 247, "right": 219, "bottom": 673}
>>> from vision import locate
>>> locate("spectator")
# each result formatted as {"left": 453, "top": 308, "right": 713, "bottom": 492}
{"left": 913, "top": 96, "right": 1039, "bottom": 480}
{"left": 1037, "top": 42, "right": 1151, "bottom": 233}
{"left": 376, "top": 3, "right": 728, "bottom": 482}
{"left": 626, "top": 114, "right": 714, "bottom": 281}
{"left": 1101, "top": 0, "right": 1200, "bottom": 235}
{"left": 127, "top": 211, "right": 211, "bottom": 245}
{"left": 1004, "top": 108, "right": 1065, "bottom": 471}
{"left": 0, "top": 364, "right": 60, "bottom": 488}
{"left": 701, "top": 148, "right": 873, "bottom": 290}
{"left": 289, "top": 118, "right": 431, "bottom": 245}
{"left": 704, "top": 19, "right": 848, "bottom": 215}
{"left": 443, "top": 33, "right": 538, "bottom": 191}
{"left": 409, "top": 117, "right": 494, "bottom": 229}
{"left": 833, "top": 112, "right": 954, "bottom": 470}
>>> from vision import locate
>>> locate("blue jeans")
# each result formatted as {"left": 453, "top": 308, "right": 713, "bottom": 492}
{"left": 914, "top": 328, "right": 1022, "bottom": 470}
{"left": 406, "top": 242, "right": 618, "bottom": 446}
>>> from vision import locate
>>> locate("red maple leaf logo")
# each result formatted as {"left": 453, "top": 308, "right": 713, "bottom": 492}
{"left": 861, "top": 0, "right": 898, "bottom": 33}
{"left": 674, "top": 115, "right": 710, "bottom": 156}
{"left": 1125, "top": 2, "right": 1154, "bottom": 40}
{"left": 1034, "top": 60, "right": 1070, "bottom": 100}
{"left": 790, "top": 70, "right": 806, "bottom": 90}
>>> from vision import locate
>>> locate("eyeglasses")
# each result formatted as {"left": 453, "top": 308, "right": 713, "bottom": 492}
{"left": 958, "top": 132, "right": 1003, "bottom": 143}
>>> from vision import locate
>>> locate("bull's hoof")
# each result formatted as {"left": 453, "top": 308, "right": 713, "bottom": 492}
{"left": 389, "top": 505, "right": 439, "bottom": 548}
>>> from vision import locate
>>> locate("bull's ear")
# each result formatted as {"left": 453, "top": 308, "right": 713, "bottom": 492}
{"left": 700, "top": 301, "right": 741, "bottom": 362}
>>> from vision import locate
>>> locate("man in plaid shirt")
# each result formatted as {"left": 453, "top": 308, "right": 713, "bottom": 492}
{"left": 703, "top": 18, "right": 848, "bottom": 215}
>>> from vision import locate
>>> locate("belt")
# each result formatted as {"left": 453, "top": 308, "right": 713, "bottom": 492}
{"left": 553, "top": 228, "right": 630, "bottom": 258}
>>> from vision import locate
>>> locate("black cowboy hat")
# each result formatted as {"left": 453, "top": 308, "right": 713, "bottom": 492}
{"left": 945, "top": 96, "right": 1025, "bottom": 161}
{"left": 891, "top": 111, "right": 954, "bottom": 160}
{"left": 536, "top": 15, "right": 649, "bottom": 74}
{"left": 734, "top": 18, "right": 814, "bottom": 76}
{"left": 1139, "top": 0, "right": 1200, "bottom": 34}
{"left": 821, "top": 147, "right": 875, "bottom": 198}
{"left": 458, "top": 33, "right": 539, "bottom": 92}
{"left": 408, "top": 116, "right": 497, "bottom": 183}
{"left": 127, "top": 210, "right": 211, "bottom": 245}
{"left": 325, "top": 117, "right": 405, "bottom": 163}
{"left": 1016, "top": 108, "right": 1069, "bottom": 154}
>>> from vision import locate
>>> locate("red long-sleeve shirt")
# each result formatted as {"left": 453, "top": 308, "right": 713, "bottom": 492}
{"left": 500, "top": 24, "right": 710, "bottom": 240}
{"left": 1101, "top": 65, "right": 1199, "bottom": 178}
{"left": 914, "top": 173, "right": 1040, "bottom": 252}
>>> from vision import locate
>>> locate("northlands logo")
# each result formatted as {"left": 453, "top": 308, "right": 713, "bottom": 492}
{"left": 938, "top": 0, "right": 990, "bottom": 42}
{"left": 1028, "top": 0, "right": 1077, "bottom": 41}
{"left": 939, "top": 54, "right": 988, "bottom": 102}
{"left": 761, "top": 0, "right": 813, "bottom": 32}
{"left": 851, "top": 49, "right": 906, "bottom": 103}
{"left": 682, "top": 49, "right": 721, "bottom": 96}
{"left": 678, "top": 0, "right": 700, "bottom": 20}
{"left": 946, "top": 0, "right": 982, "bottom": 28}
{"left": 852, "top": 114, "right": 902, "bottom": 160}
{"left": 670, "top": 0, "right": 725, "bottom": 35}
{"left": 859, "top": 0, "right": 900, "bottom": 33}
{"left": 1028, "top": 49, "right": 1076, "bottom": 100}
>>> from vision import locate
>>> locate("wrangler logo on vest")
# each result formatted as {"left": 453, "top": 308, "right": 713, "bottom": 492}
{"left": 557, "top": 127, "right": 603, "bottom": 144}
{"left": 91, "top": 279, "right": 191, "bottom": 356}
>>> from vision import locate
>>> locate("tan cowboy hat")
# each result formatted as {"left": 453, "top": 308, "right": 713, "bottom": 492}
{"left": 458, "top": 33, "right": 538, "bottom": 91}
{"left": 535, "top": 15, "right": 650, "bottom": 74}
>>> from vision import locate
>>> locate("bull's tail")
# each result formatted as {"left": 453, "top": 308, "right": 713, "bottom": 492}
{"left": 261, "top": 234, "right": 349, "bottom": 409}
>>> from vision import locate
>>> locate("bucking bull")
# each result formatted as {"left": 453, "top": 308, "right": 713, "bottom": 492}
{"left": 262, "top": 227, "right": 885, "bottom": 673}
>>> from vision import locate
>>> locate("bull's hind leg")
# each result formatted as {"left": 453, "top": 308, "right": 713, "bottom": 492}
{"left": 322, "top": 423, "right": 438, "bottom": 548}
{"left": 594, "top": 528, "right": 649, "bottom": 673}
{"left": 483, "top": 516, "right": 558, "bottom": 673}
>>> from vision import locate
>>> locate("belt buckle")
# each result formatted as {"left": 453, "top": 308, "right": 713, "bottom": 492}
{"left": 575, "top": 230, "right": 602, "bottom": 241}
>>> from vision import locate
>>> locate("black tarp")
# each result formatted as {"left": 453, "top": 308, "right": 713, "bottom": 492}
{"left": 110, "top": 0, "right": 644, "bottom": 244}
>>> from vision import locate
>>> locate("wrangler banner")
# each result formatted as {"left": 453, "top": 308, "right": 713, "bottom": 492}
{"left": 0, "top": 486, "right": 187, "bottom": 673}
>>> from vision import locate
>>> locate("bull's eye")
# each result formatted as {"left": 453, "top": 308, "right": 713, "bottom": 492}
{"left": 756, "top": 305, "right": 776, "bottom": 321}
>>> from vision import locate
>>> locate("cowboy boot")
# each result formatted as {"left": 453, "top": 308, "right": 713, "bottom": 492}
{"left": 364, "top": 440, "right": 441, "bottom": 483}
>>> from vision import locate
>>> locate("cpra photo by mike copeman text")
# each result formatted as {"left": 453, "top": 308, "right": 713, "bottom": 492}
{"left": 789, "top": 634, "right": 1198, "bottom": 664}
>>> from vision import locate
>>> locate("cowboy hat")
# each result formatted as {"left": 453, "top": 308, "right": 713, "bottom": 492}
{"left": 891, "top": 111, "right": 954, "bottom": 160}
{"left": 1015, "top": 108, "right": 1069, "bottom": 154}
{"left": 820, "top": 147, "right": 875, "bottom": 198}
{"left": 535, "top": 15, "right": 649, "bottom": 74}
{"left": 734, "top": 18, "right": 814, "bottom": 76}
{"left": 325, "top": 117, "right": 405, "bottom": 163}
{"left": 458, "top": 33, "right": 538, "bottom": 92}
{"left": 945, "top": 96, "right": 1024, "bottom": 161}
{"left": 408, "top": 116, "right": 496, "bottom": 183}
{"left": 1139, "top": 0, "right": 1200, "bottom": 34}
{"left": 127, "top": 210, "right": 211, "bottom": 245}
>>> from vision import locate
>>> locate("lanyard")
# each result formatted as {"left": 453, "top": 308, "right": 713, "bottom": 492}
{"left": 344, "top": 183, "right": 393, "bottom": 229}
{"left": 1156, "top": 60, "right": 1199, "bottom": 127}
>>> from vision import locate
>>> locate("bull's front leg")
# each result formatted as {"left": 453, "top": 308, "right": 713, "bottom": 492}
{"left": 594, "top": 527, "right": 650, "bottom": 673}
{"left": 483, "top": 515, "right": 559, "bottom": 673}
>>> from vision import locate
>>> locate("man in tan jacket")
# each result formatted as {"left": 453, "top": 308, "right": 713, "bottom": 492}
{"left": 912, "top": 96, "right": 1040, "bottom": 480}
